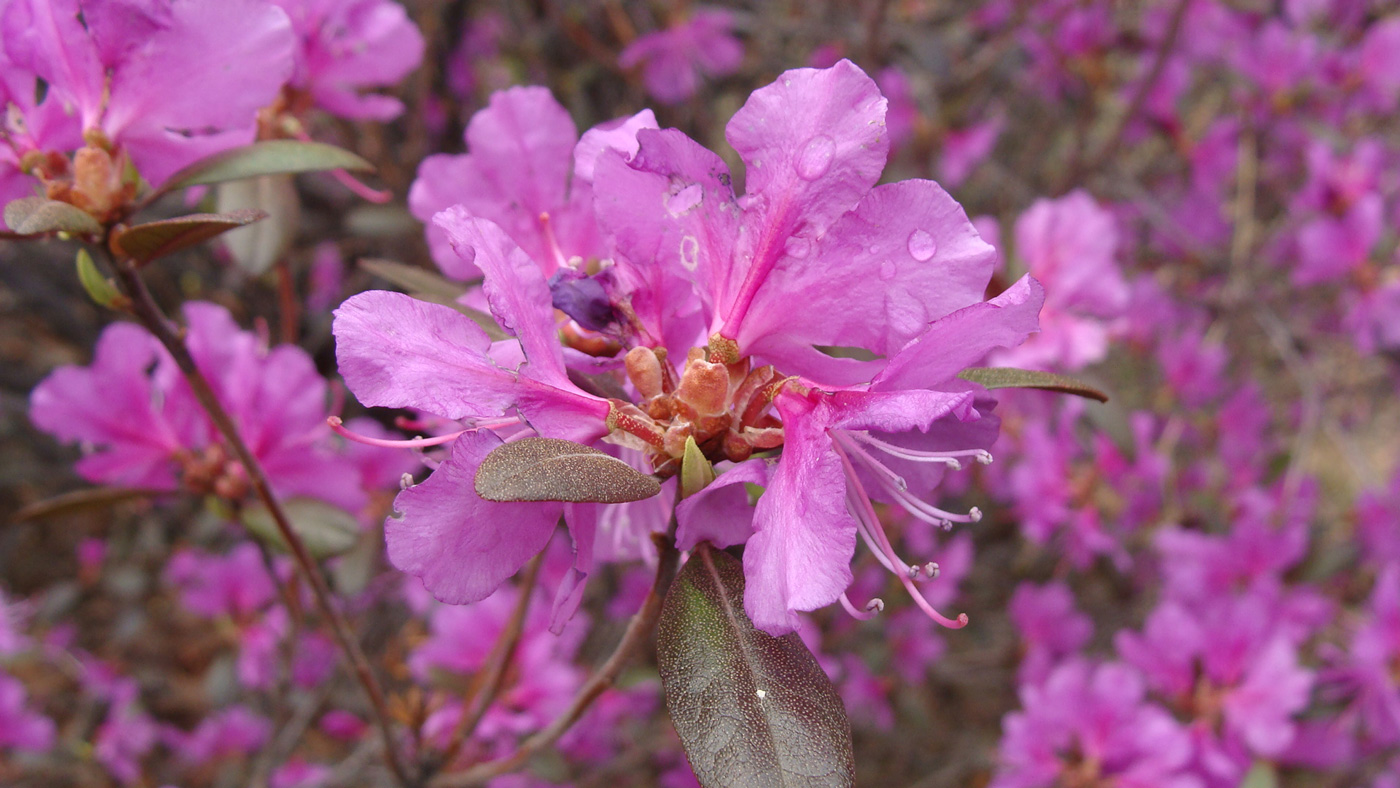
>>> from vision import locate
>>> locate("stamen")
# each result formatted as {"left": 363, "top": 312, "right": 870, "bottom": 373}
{"left": 537, "top": 212, "right": 570, "bottom": 273}
{"left": 850, "top": 432, "right": 993, "bottom": 467}
{"left": 830, "top": 435, "right": 914, "bottom": 577}
{"left": 327, "top": 416, "right": 467, "bottom": 449}
{"left": 838, "top": 433, "right": 984, "bottom": 528}
{"left": 898, "top": 572, "right": 968, "bottom": 629}
{"left": 839, "top": 592, "right": 884, "bottom": 620}
{"left": 921, "top": 562, "right": 940, "bottom": 579}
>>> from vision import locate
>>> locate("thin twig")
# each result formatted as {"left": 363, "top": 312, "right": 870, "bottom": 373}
{"left": 431, "top": 535, "right": 680, "bottom": 788}
{"left": 1082, "top": 0, "right": 1192, "bottom": 175}
{"left": 105, "top": 249, "right": 415, "bottom": 787}
{"left": 429, "top": 552, "right": 547, "bottom": 773}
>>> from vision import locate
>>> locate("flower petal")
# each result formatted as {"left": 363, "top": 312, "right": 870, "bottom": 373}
{"left": 333, "top": 290, "right": 517, "bottom": 420}
{"left": 725, "top": 59, "right": 887, "bottom": 238}
{"left": 674, "top": 458, "right": 769, "bottom": 551}
{"left": 873, "top": 275, "right": 1045, "bottom": 392}
{"left": 386, "top": 431, "right": 561, "bottom": 605}
{"left": 741, "top": 179, "right": 996, "bottom": 385}
{"left": 743, "top": 392, "right": 856, "bottom": 634}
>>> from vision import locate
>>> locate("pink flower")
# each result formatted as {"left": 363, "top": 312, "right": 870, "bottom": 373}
{"left": 31, "top": 302, "right": 366, "bottom": 512}
{"left": 0, "top": 673, "right": 54, "bottom": 753}
{"left": 409, "top": 87, "right": 658, "bottom": 280}
{"left": 992, "top": 659, "right": 1199, "bottom": 788}
{"left": 595, "top": 60, "right": 1043, "bottom": 632}
{"left": 618, "top": 9, "right": 743, "bottom": 105}
{"left": 995, "top": 190, "right": 1129, "bottom": 371}
{"left": 1009, "top": 582, "right": 1093, "bottom": 686}
{"left": 163, "top": 705, "right": 272, "bottom": 766}
{"left": 939, "top": 116, "right": 1003, "bottom": 189}
{"left": 340, "top": 62, "right": 1043, "bottom": 637}
{"left": 1, "top": 0, "right": 294, "bottom": 188}
{"left": 270, "top": 0, "right": 424, "bottom": 121}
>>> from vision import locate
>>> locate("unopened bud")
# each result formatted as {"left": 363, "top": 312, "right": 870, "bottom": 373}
{"left": 676, "top": 359, "right": 728, "bottom": 416}
{"left": 625, "top": 346, "right": 664, "bottom": 399}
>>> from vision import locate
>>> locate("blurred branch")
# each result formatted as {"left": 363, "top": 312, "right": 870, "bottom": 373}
{"left": 431, "top": 534, "right": 681, "bottom": 788}
{"left": 103, "top": 246, "right": 416, "bottom": 788}
{"left": 428, "top": 551, "right": 546, "bottom": 773}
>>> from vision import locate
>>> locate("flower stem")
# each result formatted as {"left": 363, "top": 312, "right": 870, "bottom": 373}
{"left": 105, "top": 249, "right": 416, "bottom": 788}
{"left": 430, "top": 533, "right": 681, "bottom": 788}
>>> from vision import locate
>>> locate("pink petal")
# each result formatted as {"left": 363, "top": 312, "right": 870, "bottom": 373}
{"left": 743, "top": 392, "right": 856, "bottom": 634}
{"left": 873, "top": 274, "right": 1044, "bottom": 392}
{"left": 726, "top": 60, "right": 887, "bottom": 237}
{"left": 333, "top": 290, "right": 518, "bottom": 420}
{"left": 674, "top": 458, "right": 770, "bottom": 551}
{"left": 740, "top": 179, "right": 996, "bottom": 385}
{"left": 386, "top": 431, "right": 561, "bottom": 605}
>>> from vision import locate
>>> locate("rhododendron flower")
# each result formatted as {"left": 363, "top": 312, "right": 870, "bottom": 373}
{"left": 994, "top": 190, "right": 1128, "bottom": 371}
{"left": 270, "top": 0, "right": 425, "bottom": 121}
{"left": 992, "top": 659, "right": 1199, "bottom": 788}
{"left": 30, "top": 302, "right": 365, "bottom": 512}
{"left": 409, "top": 86, "right": 658, "bottom": 283}
{"left": 0, "top": 0, "right": 293, "bottom": 200}
{"left": 618, "top": 8, "right": 743, "bottom": 104}
{"left": 1009, "top": 582, "right": 1093, "bottom": 686}
{"left": 338, "top": 61, "right": 1042, "bottom": 638}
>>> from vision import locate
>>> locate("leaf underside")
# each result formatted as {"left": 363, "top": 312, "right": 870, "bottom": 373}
{"left": 958, "top": 366, "right": 1110, "bottom": 402}
{"left": 114, "top": 210, "right": 266, "bottom": 263}
{"left": 474, "top": 437, "right": 662, "bottom": 504}
{"left": 657, "top": 543, "right": 854, "bottom": 788}
{"left": 3, "top": 197, "right": 102, "bottom": 236}
{"left": 241, "top": 497, "right": 361, "bottom": 560}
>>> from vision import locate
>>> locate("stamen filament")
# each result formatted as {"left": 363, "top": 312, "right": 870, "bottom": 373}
{"left": 839, "top": 592, "right": 884, "bottom": 620}
{"left": 327, "top": 416, "right": 467, "bottom": 449}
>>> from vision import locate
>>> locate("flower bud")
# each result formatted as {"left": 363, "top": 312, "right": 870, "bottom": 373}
{"left": 625, "top": 346, "right": 665, "bottom": 399}
{"left": 676, "top": 359, "right": 729, "bottom": 416}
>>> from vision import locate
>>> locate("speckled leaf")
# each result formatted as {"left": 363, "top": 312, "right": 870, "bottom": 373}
{"left": 658, "top": 543, "right": 853, "bottom": 788}
{"left": 154, "top": 140, "right": 373, "bottom": 197}
{"left": 958, "top": 367, "right": 1109, "bottom": 402}
{"left": 113, "top": 210, "right": 266, "bottom": 264}
{"left": 4, "top": 197, "right": 102, "bottom": 236}
{"left": 474, "top": 437, "right": 661, "bottom": 503}
{"left": 241, "top": 497, "right": 360, "bottom": 559}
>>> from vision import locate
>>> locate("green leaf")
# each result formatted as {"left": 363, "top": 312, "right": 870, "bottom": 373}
{"left": 658, "top": 543, "right": 854, "bottom": 788}
{"left": 154, "top": 140, "right": 373, "bottom": 196}
{"left": 957, "top": 367, "right": 1109, "bottom": 402}
{"left": 113, "top": 209, "right": 266, "bottom": 264}
{"left": 241, "top": 497, "right": 361, "bottom": 560}
{"left": 75, "top": 249, "right": 127, "bottom": 309}
{"left": 4, "top": 197, "right": 102, "bottom": 237}
{"left": 680, "top": 435, "right": 715, "bottom": 499}
{"left": 13, "top": 486, "right": 160, "bottom": 522}
{"left": 474, "top": 437, "right": 662, "bottom": 504}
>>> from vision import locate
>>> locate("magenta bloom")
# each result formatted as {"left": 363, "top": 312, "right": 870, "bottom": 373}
{"left": 270, "top": 0, "right": 425, "bottom": 120}
{"left": 339, "top": 62, "right": 1041, "bottom": 637}
{"left": 410, "top": 86, "right": 658, "bottom": 279}
{"left": 0, "top": 672, "right": 54, "bottom": 753}
{"left": 992, "top": 659, "right": 1199, "bottom": 788}
{"left": 1009, "top": 581, "right": 1093, "bottom": 686}
{"left": 1, "top": 0, "right": 294, "bottom": 188}
{"left": 618, "top": 8, "right": 743, "bottom": 104}
{"left": 994, "top": 190, "right": 1128, "bottom": 371}
{"left": 31, "top": 303, "right": 365, "bottom": 512}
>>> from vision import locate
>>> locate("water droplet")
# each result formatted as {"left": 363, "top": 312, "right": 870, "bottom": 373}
{"left": 879, "top": 260, "right": 897, "bottom": 281}
{"left": 907, "top": 229, "right": 937, "bottom": 261}
{"left": 795, "top": 135, "right": 835, "bottom": 181}
{"left": 678, "top": 235, "right": 700, "bottom": 271}
{"left": 868, "top": 245, "right": 879, "bottom": 255}
{"left": 784, "top": 235, "right": 812, "bottom": 259}
{"left": 665, "top": 183, "right": 702, "bottom": 216}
